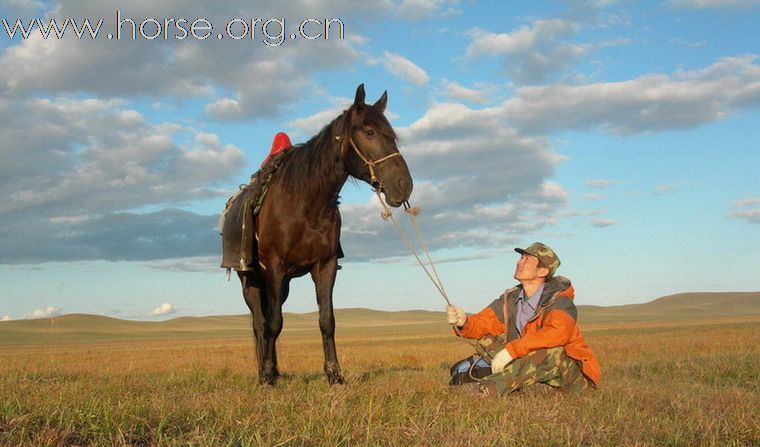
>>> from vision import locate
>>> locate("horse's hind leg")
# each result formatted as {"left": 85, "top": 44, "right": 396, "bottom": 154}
{"left": 260, "top": 268, "right": 288, "bottom": 384}
{"left": 311, "top": 260, "right": 344, "bottom": 385}
{"left": 239, "top": 272, "right": 268, "bottom": 383}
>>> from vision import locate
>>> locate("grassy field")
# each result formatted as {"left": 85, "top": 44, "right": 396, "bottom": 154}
{"left": 1, "top": 293, "right": 759, "bottom": 446}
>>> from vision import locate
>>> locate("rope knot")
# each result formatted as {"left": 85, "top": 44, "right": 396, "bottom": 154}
{"left": 380, "top": 209, "right": 392, "bottom": 221}
{"left": 405, "top": 206, "right": 421, "bottom": 217}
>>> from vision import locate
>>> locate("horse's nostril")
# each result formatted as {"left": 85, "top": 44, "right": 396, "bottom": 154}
{"left": 398, "top": 178, "right": 411, "bottom": 194}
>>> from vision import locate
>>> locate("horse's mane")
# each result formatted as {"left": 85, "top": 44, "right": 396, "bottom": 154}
{"left": 276, "top": 104, "right": 397, "bottom": 196}
{"left": 276, "top": 110, "right": 349, "bottom": 196}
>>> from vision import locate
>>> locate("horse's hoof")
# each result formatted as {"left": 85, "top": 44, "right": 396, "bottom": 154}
{"left": 327, "top": 374, "right": 345, "bottom": 385}
{"left": 259, "top": 374, "right": 278, "bottom": 386}
{"left": 324, "top": 362, "right": 343, "bottom": 385}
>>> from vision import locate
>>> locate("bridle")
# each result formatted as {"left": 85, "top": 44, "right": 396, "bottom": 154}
{"left": 335, "top": 134, "right": 401, "bottom": 190}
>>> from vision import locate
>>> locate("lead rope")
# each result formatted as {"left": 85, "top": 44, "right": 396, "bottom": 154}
{"left": 373, "top": 190, "right": 450, "bottom": 305}
{"left": 372, "top": 190, "right": 485, "bottom": 382}
{"left": 345, "top": 130, "right": 485, "bottom": 380}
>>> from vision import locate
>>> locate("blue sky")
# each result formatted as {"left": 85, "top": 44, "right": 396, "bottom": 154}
{"left": 1, "top": 0, "right": 758, "bottom": 321}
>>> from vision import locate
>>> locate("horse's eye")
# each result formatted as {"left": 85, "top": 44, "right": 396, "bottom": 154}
{"left": 366, "top": 129, "right": 375, "bottom": 137}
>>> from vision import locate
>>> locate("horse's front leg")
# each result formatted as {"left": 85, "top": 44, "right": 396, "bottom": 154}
{"left": 311, "top": 258, "right": 344, "bottom": 385}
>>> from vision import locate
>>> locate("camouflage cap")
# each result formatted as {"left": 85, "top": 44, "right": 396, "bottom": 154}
{"left": 515, "top": 242, "right": 560, "bottom": 276}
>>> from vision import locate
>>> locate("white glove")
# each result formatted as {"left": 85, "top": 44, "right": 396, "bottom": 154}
{"left": 445, "top": 304, "right": 467, "bottom": 327}
{"left": 490, "top": 348, "right": 513, "bottom": 374}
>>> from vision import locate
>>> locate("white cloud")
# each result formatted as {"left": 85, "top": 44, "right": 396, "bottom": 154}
{"left": 205, "top": 98, "right": 243, "bottom": 120}
{"left": 466, "top": 20, "right": 577, "bottom": 56}
{"left": 2, "top": 208, "right": 220, "bottom": 264}
{"left": 465, "top": 19, "right": 592, "bottom": 84}
{"left": 4, "top": 2, "right": 757, "bottom": 267}
{"left": 500, "top": 55, "right": 760, "bottom": 134}
{"left": 732, "top": 197, "right": 760, "bottom": 207}
{"left": 730, "top": 209, "right": 760, "bottom": 224}
{"left": 396, "top": 0, "right": 461, "bottom": 19}
{"left": 0, "top": 94, "right": 245, "bottom": 264}
{"left": 25, "top": 307, "right": 61, "bottom": 319}
{"left": 667, "top": 0, "right": 759, "bottom": 9}
{"left": 0, "top": 1, "right": 365, "bottom": 120}
{"left": 3, "top": 0, "right": 46, "bottom": 15}
{"left": 287, "top": 98, "right": 353, "bottom": 137}
{"left": 0, "top": 99, "right": 243, "bottom": 217}
{"left": 590, "top": 218, "right": 617, "bottom": 227}
{"left": 729, "top": 197, "right": 760, "bottom": 224}
{"left": 0, "top": 0, "right": 579, "bottom": 266}
{"left": 653, "top": 184, "right": 679, "bottom": 195}
{"left": 150, "top": 303, "right": 177, "bottom": 316}
{"left": 442, "top": 80, "right": 487, "bottom": 104}
{"left": 330, "top": 101, "right": 572, "bottom": 260}
{"left": 1, "top": 316, "right": 12, "bottom": 321}
{"left": 538, "top": 181, "right": 569, "bottom": 202}
{"left": 586, "top": 179, "right": 614, "bottom": 189}
{"left": 382, "top": 51, "right": 430, "bottom": 85}
{"left": 670, "top": 37, "right": 706, "bottom": 49}
{"left": 286, "top": 90, "right": 399, "bottom": 140}
{"left": 144, "top": 256, "right": 219, "bottom": 273}
{"left": 582, "top": 193, "right": 605, "bottom": 201}
{"left": 0, "top": 97, "right": 245, "bottom": 217}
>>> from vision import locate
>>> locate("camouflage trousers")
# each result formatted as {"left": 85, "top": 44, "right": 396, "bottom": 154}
{"left": 478, "top": 347, "right": 591, "bottom": 396}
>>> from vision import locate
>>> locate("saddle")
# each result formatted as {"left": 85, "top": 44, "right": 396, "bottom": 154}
{"left": 219, "top": 149, "right": 291, "bottom": 272}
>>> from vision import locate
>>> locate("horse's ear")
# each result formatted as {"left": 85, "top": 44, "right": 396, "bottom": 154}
{"left": 373, "top": 91, "right": 388, "bottom": 113}
{"left": 354, "top": 84, "right": 366, "bottom": 107}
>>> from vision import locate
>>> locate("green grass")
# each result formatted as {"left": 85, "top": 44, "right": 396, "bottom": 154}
{"left": 1, "top": 293, "right": 759, "bottom": 446}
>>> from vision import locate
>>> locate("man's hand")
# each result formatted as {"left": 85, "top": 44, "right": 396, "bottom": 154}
{"left": 445, "top": 304, "right": 467, "bottom": 327}
{"left": 490, "top": 348, "right": 513, "bottom": 373}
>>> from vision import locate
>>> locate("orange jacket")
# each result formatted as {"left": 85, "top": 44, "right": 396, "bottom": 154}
{"left": 458, "top": 276, "right": 601, "bottom": 386}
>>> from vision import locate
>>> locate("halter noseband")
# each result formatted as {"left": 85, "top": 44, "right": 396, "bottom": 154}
{"left": 336, "top": 135, "right": 401, "bottom": 189}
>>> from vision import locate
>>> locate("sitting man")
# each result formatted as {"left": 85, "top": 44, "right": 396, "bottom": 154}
{"left": 446, "top": 242, "right": 600, "bottom": 396}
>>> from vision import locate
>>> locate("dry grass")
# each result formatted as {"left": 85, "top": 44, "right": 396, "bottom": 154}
{"left": 1, "top": 317, "right": 759, "bottom": 446}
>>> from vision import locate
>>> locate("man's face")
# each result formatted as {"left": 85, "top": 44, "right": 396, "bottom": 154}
{"left": 513, "top": 253, "right": 549, "bottom": 281}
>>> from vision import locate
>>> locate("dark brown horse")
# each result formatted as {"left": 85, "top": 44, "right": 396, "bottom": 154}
{"left": 233, "top": 84, "right": 412, "bottom": 385}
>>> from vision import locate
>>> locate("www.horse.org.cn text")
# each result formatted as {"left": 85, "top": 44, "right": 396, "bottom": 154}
{"left": 1, "top": 11, "right": 346, "bottom": 46}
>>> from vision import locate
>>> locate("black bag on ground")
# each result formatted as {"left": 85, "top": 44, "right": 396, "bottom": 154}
{"left": 449, "top": 355, "right": 492, "bottom": 385}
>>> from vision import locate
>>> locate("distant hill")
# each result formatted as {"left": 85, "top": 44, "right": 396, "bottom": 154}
{"left": 577, "top": 291, "right": 760, "bottom": 323}
{"left": 0, "top": 309, "right": 445, "bottom": 345}
{"left": 1, "top": 292, "right": 758, "bottom": 345}
{"left": 0, "top": 313, "right": 254, "bottom": 344}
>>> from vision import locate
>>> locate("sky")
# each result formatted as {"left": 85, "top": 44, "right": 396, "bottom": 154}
{"left": 0, "top": 0, "right": 758, "bottom": 321}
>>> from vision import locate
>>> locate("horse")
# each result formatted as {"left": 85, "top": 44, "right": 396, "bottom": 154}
{"left": 226, "top": 84, "right": 413, "bottom": 385}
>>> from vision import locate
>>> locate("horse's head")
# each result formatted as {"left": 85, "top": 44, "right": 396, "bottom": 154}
{"left": 341, "top": 84, "right": 413, "bottom": 208}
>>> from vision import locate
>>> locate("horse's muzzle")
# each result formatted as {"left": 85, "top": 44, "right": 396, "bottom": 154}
{"left": 377, "top": 169, "right": 412, "bottom": 208}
